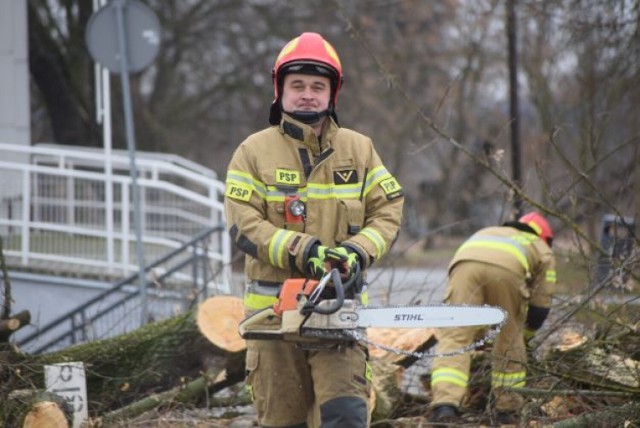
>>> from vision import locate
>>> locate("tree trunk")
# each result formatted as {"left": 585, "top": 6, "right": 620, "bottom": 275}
{"left": 10, "top": 308, "right": 245, "bottom": 416}
{"left": 4, "top": 296, "right": 439, "bottom": 423}
{"left": 548, "top": 332, "right": 640, "bottom": 393}
{"left": 27, "top": 1, "right": 98, "bottom": 145}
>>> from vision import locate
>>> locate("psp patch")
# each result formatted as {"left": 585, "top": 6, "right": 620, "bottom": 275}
{"left": 379, "top": 177, "right": 403, "bottom": 200}
{"left": 333, "top": 169, "right": 358, "bottom": 184}
{"left": 225, "top": 182, "right": 252, "bottom": 202}
{"left": 275, "top": 168, "right": 301, "bottom": 185}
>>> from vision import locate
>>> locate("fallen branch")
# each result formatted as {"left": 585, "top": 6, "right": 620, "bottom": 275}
{"left": 551, "top": 401, "right": 640, "bottom": 427}
{"left": 513, "top": 386, "right": 637, "bottom": 398}
{"left": 99, "top": 368, "right": 225, "bottom": 425}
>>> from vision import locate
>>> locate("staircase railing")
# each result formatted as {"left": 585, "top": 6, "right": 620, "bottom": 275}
{"left": 17, "top": 226, "right": 229, "bottom": 354}
{"left": 0, "top": 142, "right": 230, "bottom": 280}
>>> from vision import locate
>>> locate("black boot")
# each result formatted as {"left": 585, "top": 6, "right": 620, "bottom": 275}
{"left": 493, "top": 409, "right": 519, "bottom": 425}
{"left": 428, "top": 404, "right": 459, "bottom": 425}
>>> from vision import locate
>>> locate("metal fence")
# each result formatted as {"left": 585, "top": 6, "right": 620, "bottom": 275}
{"left": 17, "top": 227, "right": 226, "bottom": 354}
{"left": 0, "top": 142, "right": 231, "bottom": 287}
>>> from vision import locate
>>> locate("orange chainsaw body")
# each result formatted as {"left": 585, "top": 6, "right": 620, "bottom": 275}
{"left": 273, "top": 278, "right": 319, "bottom": 316}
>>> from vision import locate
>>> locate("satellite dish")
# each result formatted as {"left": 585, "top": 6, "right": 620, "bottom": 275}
{"left": 85, "top": 0, "right": 161, "bottom": 74}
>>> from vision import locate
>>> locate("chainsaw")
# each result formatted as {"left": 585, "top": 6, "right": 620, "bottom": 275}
{"left": 238, "top": 267, "right": 507, "bottom": 348}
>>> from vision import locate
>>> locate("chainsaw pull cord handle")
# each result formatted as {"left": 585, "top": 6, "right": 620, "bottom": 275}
{"left": 304, "top": 268, "right": 345, "bottom": 315}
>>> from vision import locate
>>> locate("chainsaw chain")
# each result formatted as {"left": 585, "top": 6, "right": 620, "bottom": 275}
{"left": 346, "top": 304, "right": 508, "bottom": 359}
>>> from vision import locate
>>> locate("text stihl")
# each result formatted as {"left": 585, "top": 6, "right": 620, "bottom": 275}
{"left": 393, "top": 314, "right": 424, "bottom": 321}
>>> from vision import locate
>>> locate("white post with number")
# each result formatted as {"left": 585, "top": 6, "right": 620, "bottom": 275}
{"left": 44, "top": 362, "right": 89, "bottom": 428}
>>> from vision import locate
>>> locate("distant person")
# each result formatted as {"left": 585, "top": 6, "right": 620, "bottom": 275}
{"left": 428, "top": 212, "right": 557, "bottom": 425}
{"left": 224, "top": 32, "right": 404, "bottom": 427}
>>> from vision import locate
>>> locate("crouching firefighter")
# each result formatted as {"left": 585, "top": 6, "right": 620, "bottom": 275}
{"left": 428, "top": 212, "right": 557, "bottom": 426}
{"left": 223, "top": 32, "right": 404, "bottom": 427}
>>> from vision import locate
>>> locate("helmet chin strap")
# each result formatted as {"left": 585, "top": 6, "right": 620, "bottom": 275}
{"left": 287, "top": 109, "right": 330, "bottom": 125}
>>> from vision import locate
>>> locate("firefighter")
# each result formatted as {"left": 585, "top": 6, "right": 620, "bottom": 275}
{"left": 428, "top": 212, "right": 556, "bottom": 425}
{"left": 224, "top": 32, "right": 404, "bottom": 427}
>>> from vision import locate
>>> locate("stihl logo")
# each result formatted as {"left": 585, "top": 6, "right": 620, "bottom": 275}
{"left": 393, "top": 314, "right": 424, "bottom": 321}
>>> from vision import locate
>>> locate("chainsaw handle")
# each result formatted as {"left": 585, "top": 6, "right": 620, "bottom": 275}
{"left": 306, "top": 268, "right": 345, "bottom": 315}
{"left": 237, "top": 307, "right": 276, "bottom": 339}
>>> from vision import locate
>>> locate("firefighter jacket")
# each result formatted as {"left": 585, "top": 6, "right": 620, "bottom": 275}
{"left": 225, "top": 114, "right": 404, "bottom": 310}
{"left": 448, "top": 225, "right": 556, "bottom": 309}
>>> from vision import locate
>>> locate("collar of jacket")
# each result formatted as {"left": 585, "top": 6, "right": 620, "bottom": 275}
{"left": 278, "top": 114, "right": 339, "bottom": 156}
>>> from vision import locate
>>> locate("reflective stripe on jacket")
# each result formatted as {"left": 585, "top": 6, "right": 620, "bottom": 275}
{"left": 448, "top": 226, "right": 556, "bottom": 308}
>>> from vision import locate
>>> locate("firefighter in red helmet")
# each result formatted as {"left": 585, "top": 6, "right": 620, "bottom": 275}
{"left": 427, "top": 212, "right": 556, "bottom": 426}
{"left": 224, "top": 32, "right": 404, "bottom": 427}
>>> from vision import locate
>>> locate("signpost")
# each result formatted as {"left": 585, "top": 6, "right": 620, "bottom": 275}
{"left": 85, "top": 0, "right": 161, "bottom": 324}
{"left": 45, "top": 362, "right": 88, "bottom": 428}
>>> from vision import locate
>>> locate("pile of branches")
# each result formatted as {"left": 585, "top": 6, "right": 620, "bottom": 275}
{"left": 1, "top": 293, "right": 639, "bottom": 427}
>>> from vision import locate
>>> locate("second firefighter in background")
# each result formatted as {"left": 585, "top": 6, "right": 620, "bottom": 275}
{"left": 428, "top": 212, "right": 557, "bottom": 425}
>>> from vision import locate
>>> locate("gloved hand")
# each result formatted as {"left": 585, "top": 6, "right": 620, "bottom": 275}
{"left": 325, "top": 246, "right": 360, "bottom": 281}
{"left": 524, "top": 327, "right": 536, "bottom": 343}
{"left": 524, "top": 327, "right": 536, "bottom": 358}
{"left": 305, "top": 244, "right": 329, "bottom": 279}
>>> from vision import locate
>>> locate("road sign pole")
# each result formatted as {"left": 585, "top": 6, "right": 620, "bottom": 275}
{"left": 114, "top": 0, "right": 148, "bottom": 325}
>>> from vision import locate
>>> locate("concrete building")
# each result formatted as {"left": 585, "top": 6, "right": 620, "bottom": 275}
{"left": 0, "top": 0, "right": 29, "bottom": 194}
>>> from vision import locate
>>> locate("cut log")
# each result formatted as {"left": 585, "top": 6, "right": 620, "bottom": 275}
{"left": 22, "top": 402, "right": 69, "bottom": 428}
{"left": 4, "top": 390, "right": 73, "bottom": 428}
{"left": 0, "top": 310, "right": 31, "bottom": 342}
{"left": 548, "top": 333, "right": 640, "bottom": 392}
{"left": 367, "top": 327, "right": 437, "bottom": 366}
{"left": 197, "top": 295, "right": 246, "bottom": 352}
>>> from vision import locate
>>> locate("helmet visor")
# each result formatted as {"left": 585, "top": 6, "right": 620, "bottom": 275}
{"left": 281, "top": 61, "right": 336, "bottom": 79}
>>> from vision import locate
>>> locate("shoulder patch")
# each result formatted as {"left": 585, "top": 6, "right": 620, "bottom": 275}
{"left": 334, "top": 169, "right": 358, "bottom": 184}
{"left": 379, "top": 177, "right": 403, "bottom": 200}
{"left": 275, "top": 169, "right": 301, "bottom": 185}
{"left": 226, "top": 182, "right": 253, "bottom": 202}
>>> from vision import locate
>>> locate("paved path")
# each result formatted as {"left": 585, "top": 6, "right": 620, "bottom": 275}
{"left": 366, "top": 266, "right": 448, "bottom": 305}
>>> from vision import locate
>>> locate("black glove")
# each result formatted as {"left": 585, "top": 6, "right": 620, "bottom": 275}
{"left": 525, "top": 305, "right": 550, "bottom": 330}
{"left": 524, "top": 327, "right": 536, "bottom": 346}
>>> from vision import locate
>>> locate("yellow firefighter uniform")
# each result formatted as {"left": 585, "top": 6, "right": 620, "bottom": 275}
{"left": 430, "top": 225, "right": 556, "bottom": 413}
{"left": 225, "top": 113, "right": 404, "bottom": 427}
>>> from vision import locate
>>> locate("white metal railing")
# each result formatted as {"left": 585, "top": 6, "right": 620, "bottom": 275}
{"left": 0, "top": 142, "right": 231, "bottom": 292}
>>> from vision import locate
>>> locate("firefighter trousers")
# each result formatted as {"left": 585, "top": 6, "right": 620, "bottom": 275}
{"left": 430, "top": 261, "right": 528, "bottom": 412}
{"left": 245, "top": 339, "right": 371, "bottom": 427}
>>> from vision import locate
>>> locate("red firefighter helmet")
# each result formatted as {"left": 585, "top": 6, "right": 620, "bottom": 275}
{"left": 269, "top": 32, "right": 343, "bottom": 125}
{"left": 519, "top": 212, "right": 554, "bottom": 246}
